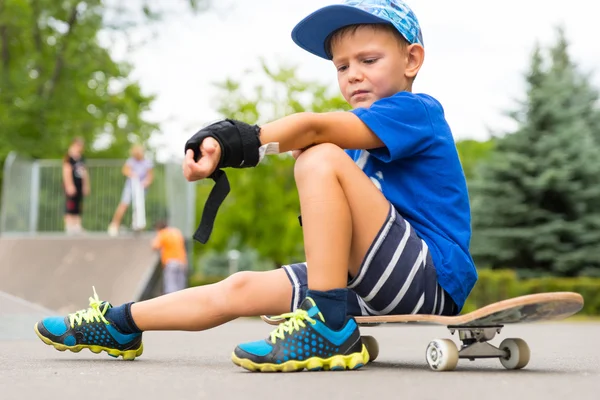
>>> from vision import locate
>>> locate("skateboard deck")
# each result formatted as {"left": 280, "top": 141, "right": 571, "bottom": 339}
{"left": 131, "top": 178, "right": 146, "bottom": 231}
{"left": 261, "top": 292, "right": 584, "bottom": 371}
{"left": 353, "top": 291, "right": 583, "bottom": 326}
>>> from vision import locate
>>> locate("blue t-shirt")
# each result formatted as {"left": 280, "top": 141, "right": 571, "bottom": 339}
{"left": 349, "top": 91, "right": 477, "bottom": 311}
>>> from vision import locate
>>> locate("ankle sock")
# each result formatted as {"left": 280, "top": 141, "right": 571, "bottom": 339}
{"left": 306, "top": 288, "right": 348, "bottom": 331}
{"left": 105, "top": 302, "right": 142, "bottom": 334}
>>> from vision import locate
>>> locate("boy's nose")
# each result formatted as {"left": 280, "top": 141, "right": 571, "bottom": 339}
{"left": 347, "top": 64, "right": 364, "bottom": 83}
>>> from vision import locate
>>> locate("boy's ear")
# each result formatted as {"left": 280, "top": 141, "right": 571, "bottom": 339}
{"left": 404, "top": 44, "right": 425, "bottom": 79}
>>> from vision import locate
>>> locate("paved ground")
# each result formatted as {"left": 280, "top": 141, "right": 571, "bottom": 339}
{"left": 1, "top": 305, "right": 598, "bottom": 400}
{"left": 0, "top": 234, "right": 596, "bottom": 400}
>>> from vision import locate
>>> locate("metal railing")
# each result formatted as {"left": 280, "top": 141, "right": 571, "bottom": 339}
{"left": 0, "top": 152, "right": 196, "bottom": 237}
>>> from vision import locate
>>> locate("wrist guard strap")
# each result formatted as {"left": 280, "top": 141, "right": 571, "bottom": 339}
{"left": 184, "top": 119, "right": 261, "bottom": 243}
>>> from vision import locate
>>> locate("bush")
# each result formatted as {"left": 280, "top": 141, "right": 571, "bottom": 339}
{"left": 194, "top": 248, "right": 276, "bottom": 277}
{"left": 463, "top": 269, "right": 600, "bottom": 315}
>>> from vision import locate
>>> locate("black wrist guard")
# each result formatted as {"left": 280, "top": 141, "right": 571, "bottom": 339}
{"left": 184, "top": 119, "right": 262, "bottom": 244}
{"left": 185, "top": 119, "right": 261, "bottom": 172}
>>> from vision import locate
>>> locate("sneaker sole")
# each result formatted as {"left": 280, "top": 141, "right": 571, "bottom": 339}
{"left": 231, "top": 344, "right": 369, "bottom": 372}
{"left": 34, "top": 323, "right": 143, "bottom": 360}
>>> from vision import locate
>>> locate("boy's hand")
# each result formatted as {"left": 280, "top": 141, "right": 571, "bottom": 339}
{"left": 65, "top": 185, "right": 76, "bottom": 196}
{"left": 185, "top": 119, "right": 261, "bottom": 172}
{"left": 183, "top": 137, "right": 222, "bottom": 182}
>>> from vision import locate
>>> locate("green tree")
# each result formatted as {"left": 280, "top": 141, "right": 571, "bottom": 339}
{"left": 195, "top": 61, "right": 350, "bottom": 267}
{"left": 470, "top": 27, "right": 600, "bottom": 277}
{"left": 455, "top": 138, "right": 495, "bottom": 181}
{"left": 0, "top": 0, "right": 207, "bottom": 158}
{"left": 0, "top": 0, "right": 208, "bottom": 211}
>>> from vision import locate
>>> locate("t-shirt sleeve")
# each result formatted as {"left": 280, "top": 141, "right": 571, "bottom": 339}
{"left": 351, "top": 93, "right": 434, "bottom": 162}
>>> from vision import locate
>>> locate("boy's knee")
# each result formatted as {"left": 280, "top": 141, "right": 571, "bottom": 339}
{"left": 223, "top": 271, "right": 254, "bottom": 296}
{"left": 294, "top": 143, "right": 346, "bottom": 180}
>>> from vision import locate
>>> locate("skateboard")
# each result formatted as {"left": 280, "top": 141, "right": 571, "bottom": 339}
{"left": 131, "top": 177, "right": 146, "bottom": 231}
{"left": 261, "top": 292, "right": 584, "bottom": 371}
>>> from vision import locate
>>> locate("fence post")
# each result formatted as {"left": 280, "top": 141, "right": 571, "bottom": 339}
{"left": 29, "top": 160, "right": 40, "bottom": 234}
{"left": 186, "top": 181, "right": 196, "bottom": 238}
{"left": 228, "top": 249, "right": 240, "bottom": 276}
{"left": 0, "top": 152, "right": 17, "bottom": 233}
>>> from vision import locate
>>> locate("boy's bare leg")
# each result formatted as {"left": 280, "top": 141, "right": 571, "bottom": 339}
{"left": 131, "top": 268, "right": 292, "bottom": 331}
{"left": 110, "top": 203, "right": 128, "bottom": 226}
{"left": 73, "top": 216, "right": 82, "bottom": 232}
{"left": 34, "top": 263, "right": 293, "bottom": 360}
{"left": 295, "top": 144, "right": 391, "bottom": 289}
{"left": 230, "top": 144, "right": 384, "bottom": 371}
{"left": 64, "top": 215, "right": 74, "bottom": 233}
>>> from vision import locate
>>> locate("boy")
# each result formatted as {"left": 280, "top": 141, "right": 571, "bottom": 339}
{"left": 34, "top": 0, "right": 477, "bottom": 372}
{"left": 152, "top": 220, "right": 189, "bottom": 294}
{"left": 108, "top": 144, "right": 154, "bottom": 236}
{"left": 62, "top": 137, "right": 90, "bottom": 234}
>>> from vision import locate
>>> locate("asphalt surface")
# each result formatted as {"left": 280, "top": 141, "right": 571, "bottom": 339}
{"left": 1, "top": 305, "right": 598, "bottom": 400}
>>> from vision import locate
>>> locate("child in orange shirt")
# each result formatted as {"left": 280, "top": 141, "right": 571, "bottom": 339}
{"left": 152, "top": 220, "right": 188, "bottom": 294}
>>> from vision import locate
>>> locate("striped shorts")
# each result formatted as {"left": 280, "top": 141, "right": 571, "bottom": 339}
{"left": 283, "top": 204, "right": 457, "bottom": 316}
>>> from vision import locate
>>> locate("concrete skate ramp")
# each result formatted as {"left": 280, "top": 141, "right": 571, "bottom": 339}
{"left": 0, "top": 236, "right": 160, "bottom": 314}
{"left": 0, "top": 291, "right": 56, "bottom": 340}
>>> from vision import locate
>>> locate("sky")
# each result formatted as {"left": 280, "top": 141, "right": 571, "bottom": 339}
{"left": 110, "top": 0, "right": 600, "bottom": 161}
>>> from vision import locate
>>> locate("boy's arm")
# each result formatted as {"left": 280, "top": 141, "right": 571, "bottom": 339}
{"left": 182, "top": 112, "right": 382, "bottom": 182}
{"left": 259, "top": 112, "right": 383, "bottom": 153}
{"left": 143, "top": 168, "right": 154, "bottom": 188}
{"left": 152, "top": 234, "right": 161, "bottom": 250}
{"left": 122, "top": 162, "right": 133, "bottom": 178}
{"left": 182, "top": 111, "right": 385, "bottom": 243}
{"left": 82, "top": 167, "right": 91, "bottom": 196}
{"left": 62, "top": 161, "right": 76, "bottom": 195}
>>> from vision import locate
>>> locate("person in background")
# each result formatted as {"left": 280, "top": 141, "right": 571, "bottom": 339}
{"left": 108, "top": 144, "right": 154, "bottom": 236}
{"left": 62, "top": 137, "right": 90, "bottom": 234}
{"left": 152, "top": 220, "right": 188, "bottom": 294}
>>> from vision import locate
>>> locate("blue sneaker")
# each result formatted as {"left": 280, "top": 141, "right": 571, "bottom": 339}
{"left": 34, "top": 288, "right": 143, "bottom": 360}
{"left": 232, "top": 297, "right": 369, "bottom": 372}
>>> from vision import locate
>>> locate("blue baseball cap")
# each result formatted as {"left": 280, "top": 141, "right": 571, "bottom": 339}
{"left": 292, "top": 0, "right": 423, "bottom": 60}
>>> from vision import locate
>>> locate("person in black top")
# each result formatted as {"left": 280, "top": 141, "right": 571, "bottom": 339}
{"left": 62, "top": 137, "right": 90, "bottom": 234}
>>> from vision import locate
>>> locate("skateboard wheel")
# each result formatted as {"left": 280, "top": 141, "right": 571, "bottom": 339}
{"left": 499, "top": 338, "right": 530, "bottom": 370}
{"left": 361, "top": 335, "right": 379, "bottom": 362}
{"left": 426, "top": 339, "right": 458, "bottom": 371}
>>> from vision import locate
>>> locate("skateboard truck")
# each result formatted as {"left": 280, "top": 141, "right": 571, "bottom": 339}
{"left": 423, "top": 324, "right": 531, "bottom": 371}
{"left": 447, "top": 325, "right": 508, "bottom": 360}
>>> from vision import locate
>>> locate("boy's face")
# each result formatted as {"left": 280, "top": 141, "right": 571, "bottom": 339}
{"left": 132, "top": 146, "right": 145, "bottom": 160}
{"left": 331, "top": 26, "right": 419, "bottom": 109}
{"left": 71, "top": 138, "right": 84, "bottom": 153}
